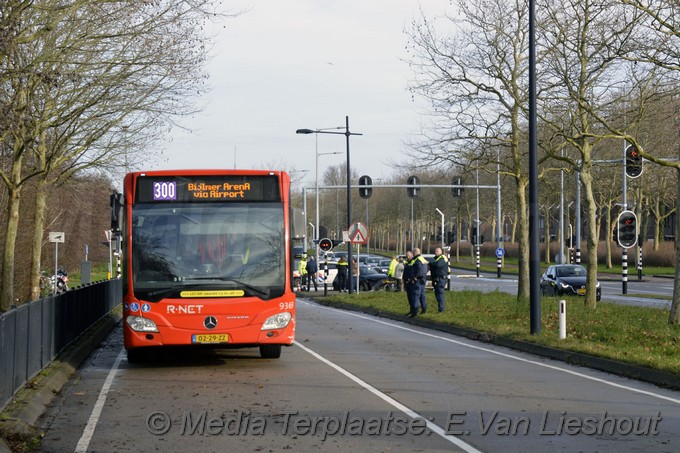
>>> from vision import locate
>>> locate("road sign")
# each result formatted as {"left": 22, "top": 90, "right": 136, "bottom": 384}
{"left": 49, "top": 232, "right": 65, "bottom": 243}
{"left": 348, "top": 222, "right": 369, "bottom": 244}
{"left": 495, "top": 247, "right": 505, "bottom": 258}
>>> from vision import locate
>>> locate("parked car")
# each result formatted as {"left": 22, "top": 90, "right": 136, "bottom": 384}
{"left": 332, "top": 264, "right": 389, "bottom": 291}
{"left": 362, "top": 255, "right": 383, "bottom": 267}
{"left": 540, "top": 264, "right": 601, "bottom": 301}
{"left": 377, "top": 259, "right": 392, "bottom": 275}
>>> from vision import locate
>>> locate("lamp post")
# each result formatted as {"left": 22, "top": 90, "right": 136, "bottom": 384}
{"left": 315, "top": 142, "right": 342, "bottom": 272}
{"left": 296, "top": 116, "right": 363, "bottom": 294}
{"left": 435, "top": 208, "right": 445, "bottom": 249}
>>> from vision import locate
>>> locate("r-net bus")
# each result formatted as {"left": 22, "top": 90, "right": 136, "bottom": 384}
{"left": 113, "top": 170, "right": 303, "bottom": 362}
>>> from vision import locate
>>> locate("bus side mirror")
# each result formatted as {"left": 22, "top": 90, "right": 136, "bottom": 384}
{"left": 291, "top": 208, "right": 305, "bottom": 240}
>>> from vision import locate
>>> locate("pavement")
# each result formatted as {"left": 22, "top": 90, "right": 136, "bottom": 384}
{"left": 0, "top": 309, "right": 122, "bottom": 452}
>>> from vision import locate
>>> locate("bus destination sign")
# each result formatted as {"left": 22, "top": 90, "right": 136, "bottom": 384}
{"left": 136, "top": 175, "right": 280, "bottom": 203}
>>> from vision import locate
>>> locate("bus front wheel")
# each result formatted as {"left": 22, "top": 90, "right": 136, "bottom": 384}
{"left": 259, "top": 345, "right": 282, "bottom": 359}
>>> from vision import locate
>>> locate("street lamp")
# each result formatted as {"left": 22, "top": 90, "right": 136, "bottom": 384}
{"left": 296, "top": 116, "right": 363, "bottom": 294}
{"left": 435, "top": 208, "right": 445, "bottom": 250}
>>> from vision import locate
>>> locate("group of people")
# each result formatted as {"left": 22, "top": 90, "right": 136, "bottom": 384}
{"left": 387, "top": 247, "right": 449, "bottom": 318}
{"left": 298, "top": 247, "right": 450, "bottom": 317}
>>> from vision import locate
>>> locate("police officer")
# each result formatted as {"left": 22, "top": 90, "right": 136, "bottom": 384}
{"left": 403, "top": 250, "right": 417, "bottom": 317}
{"left": 336, "top": 256, "right": 349, "bottom": 292}
{"left": 430, "top": 247, "right": 449, "bottom": 312}
{"left": 412, "top": 247, "right": 429, "bottom": 315}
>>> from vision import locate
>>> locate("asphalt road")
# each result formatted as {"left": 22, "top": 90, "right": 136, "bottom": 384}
{"left": 37, "top": 297, "right": 680, "bottom": 452}
{"left": 451, "top": 271, "right": 674, "bottom": 309}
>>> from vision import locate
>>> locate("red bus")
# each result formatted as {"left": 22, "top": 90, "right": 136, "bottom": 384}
{"left": 113, "top": 170, "right": 302, "bottom": 362}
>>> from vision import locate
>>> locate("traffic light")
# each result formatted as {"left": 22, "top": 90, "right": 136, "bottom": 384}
{"left": 359, "top": 175, "right": 373, "bottom": 199}
{"left": 407, "top": 175, "right": 420, "bottom": 198}
{"left": 318, "top": 238, "right": 333, "bottom": 252}
{"left": 451, "top": 176, "right": 464, "bottom": 197}
{"left": 625, "top": 144, "right": 643, "bottom": 178}
{"left": 110, "top": 191, "right": 123, "bottom": 231}
{"left": 617, "top": 210, "right": 638, "bottom": 248}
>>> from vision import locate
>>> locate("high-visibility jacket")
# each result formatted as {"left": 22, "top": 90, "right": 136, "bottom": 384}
{"left": 298, "top": 258, "right": 308, "bottom": 275}
{"left": 387, "top": 258, "right": 398, "bottom": 277}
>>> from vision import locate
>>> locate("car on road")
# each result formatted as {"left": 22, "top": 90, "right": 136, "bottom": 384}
{"left": 540, "top": 264, "right": 601, "bottom": 301}
{"left": 332, "top": 264, "right": 390, "bottom": 292}
{"left": 376, "top": 259, "right": 392, "bottom": 275}
{"left": 359, "top": 255, "right": 383, "bottom": 267}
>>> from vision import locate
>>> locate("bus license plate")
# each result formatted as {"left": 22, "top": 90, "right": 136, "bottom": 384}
{"left": 192, "top": 333, "right": 229, "bottom": 344}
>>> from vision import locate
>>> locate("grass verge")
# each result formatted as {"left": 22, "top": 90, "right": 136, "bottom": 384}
{"left": 314, "top": 290, "right": 680, "bottom": 375}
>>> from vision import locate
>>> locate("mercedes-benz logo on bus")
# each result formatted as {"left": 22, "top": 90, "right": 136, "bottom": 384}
{"left": 204, "top": 316, "right": 218, "bottom": 329}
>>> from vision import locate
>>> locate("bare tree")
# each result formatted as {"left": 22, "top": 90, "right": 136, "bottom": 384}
{"left": 405, "top": 0, "right": 533, "bottom": 302}
{"left": 618, "top": 0, "right": 680, "bottom": 324}
{"left": 0, "top": 0, "right": 225, "bottom": 310}
{"left": 537, "top": 0, "right": 655, "bottom": 308}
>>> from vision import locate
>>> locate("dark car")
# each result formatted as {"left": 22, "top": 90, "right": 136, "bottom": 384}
{"left": 332, "top": 264, "right": 389, "bottom": 291}
{"left": 540, "top": 264, "right": 601, "bottom": 301}
{"left": 377, "top": 259, "right": 392, "bottom": 275}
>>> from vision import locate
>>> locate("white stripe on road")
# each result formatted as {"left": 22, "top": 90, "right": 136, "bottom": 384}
{"left": 295, "top": 340, "right": 483, "bottom": 452}
{"left": 74, "top": 348, "right": 125, "bottom": 453}
{"left": 303, "top": 301, "right": 680, "bottom": 405}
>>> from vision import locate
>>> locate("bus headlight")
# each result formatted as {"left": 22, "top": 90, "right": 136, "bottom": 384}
{"left": 126, "top": 315, "right": 159, "bottom": 332}
{"left": 262, "top": 312, "right": 292, "bottom": 330}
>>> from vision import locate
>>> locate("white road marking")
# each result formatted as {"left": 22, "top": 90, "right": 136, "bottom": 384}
{"left": 74, "top": 348, "right": 125, "bottom": 453}
{"left": 295, "top": 340, "right": 483, "bottom": 452}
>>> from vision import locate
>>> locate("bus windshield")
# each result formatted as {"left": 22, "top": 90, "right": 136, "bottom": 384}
{"left": 131, "top": 202, "right": 285, "bottom": 301}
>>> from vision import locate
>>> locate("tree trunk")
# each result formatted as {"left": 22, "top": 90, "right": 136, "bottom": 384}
{"left": 669, "top": 168, "right": 680, "bottom": 324}
{"left": 0, "top": 160, "right": 22, "bottom": 312}
{"left": 29, "top": 176, "right": 49, "bottom": 300}
{"left": 516, "top": 178, "right": 530, "bottom": 302}
{"left": 605, "top": 204, "right": 612, "bottom": 268}
{"left": 581, "top": 170, "right": 599, "bottom": 309}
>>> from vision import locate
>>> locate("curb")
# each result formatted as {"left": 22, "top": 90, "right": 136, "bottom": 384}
{"left": 311, "top": 298, "right": 680, "bottom": 391}
{"left": 0, "top": 309, "right": 122, "bottom": 452}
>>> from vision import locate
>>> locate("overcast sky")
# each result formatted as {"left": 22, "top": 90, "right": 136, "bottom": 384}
{"left": 154, "top": 1, "right": 451, "bottom": 186}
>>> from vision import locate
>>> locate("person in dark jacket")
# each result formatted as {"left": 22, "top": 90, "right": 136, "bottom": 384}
{"left": 336, "top": 256, "right": 349, "bottom": 292}
{"left": 403, "top": 250, "right": 417, "bottom": 317}
{"left": 430, "top": 247, "right": 449, "bottom": 312}
{"left": 306, "top": 256, "right": 318, "bottom": 291}
{"left": 412, "top": 248, "right": 429, "bottom": 315}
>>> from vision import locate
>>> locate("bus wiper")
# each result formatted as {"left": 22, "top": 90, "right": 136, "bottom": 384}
{"left": 186, "top": 276, "right": 270, "bottom": 296}
{"left": 146, "top": 284, "right": 200, "bottom": 299}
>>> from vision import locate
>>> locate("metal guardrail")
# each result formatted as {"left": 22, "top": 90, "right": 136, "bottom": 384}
{"left": 0, "top": 279, "right": 122, "bottom": 411}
